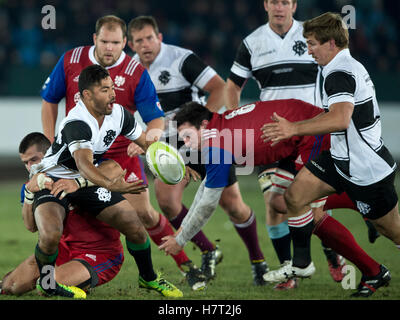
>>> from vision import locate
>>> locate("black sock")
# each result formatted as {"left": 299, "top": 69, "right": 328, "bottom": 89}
{"left": 287, "top": 211, "right": 314, "bottom": 268}
{"left": 126, "top": 237, "right": 157, "bottom": 282}
{"left": 35, "top": 244, "right": 58, "bottom": 293}
{"left": 270, "top": 234, "right": 292, "bottom": 264}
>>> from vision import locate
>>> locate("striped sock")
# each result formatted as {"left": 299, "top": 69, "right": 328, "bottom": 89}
{"left": 288, "top": 210, "right": 314, "bottom": 268}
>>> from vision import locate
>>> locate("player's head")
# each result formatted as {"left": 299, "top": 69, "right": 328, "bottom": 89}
{"left": 264, "top": 0, "right": 297, "bottom": 33}
{"left": 19, "top": 132, "right": 51, "bottom": 172}
{"left": 79, "top": 65, "right": 116, "bottom": 116}
{"left": 303, "top": 12, "right": 349, "bottom": 66}
{"left": 127, "top": 15, "right": 162, "bottom": 68}
{"left": 174, "top": 102, "right": 213, "bottom": 150}
{"left": 93, "top": 15, "right": 127, "bottom": 67}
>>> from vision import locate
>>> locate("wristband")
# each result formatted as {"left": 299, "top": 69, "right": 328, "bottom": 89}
{"left": 75, "top": 177, "right": 95, "bottom": 188}
{"left": 24, "top": 187, "right": 34, "bottom": 205}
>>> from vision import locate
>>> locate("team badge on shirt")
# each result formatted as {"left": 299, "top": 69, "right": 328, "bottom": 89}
{"left": 292, "top": 40, "right": 307, "bottom": 56}
{"left": 159, "top": 70, "right": 171, "bottom": 85}
{"left": 103, "top": 130, "right": 116, "bottom": 147}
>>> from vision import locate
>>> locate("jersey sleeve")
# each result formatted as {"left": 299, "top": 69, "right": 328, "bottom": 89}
{"left": 228, "top": 40, "right": 252, "bottom": 87}
{"left": 204, "top": 147, "right": 234, "bottom": 188}
{"left": 120, "top": 106, "right": 143, "bottom": 141}
{"left": 62, "top": 120, "right": 93, "bottom": 154}
{"left": 40, "top": 53, "right": 67, "bottom": 103}
{"left": 324, "top": 71, "right": 356, "bottom": 107}
{"left": 181, "top": 53, "right": 217, "bottom": 89}
{"left": 20, "top": 184, "right": 26, "bottom": 204}
{"left": 134, "top": 69, "right": 165, "bottom": 124}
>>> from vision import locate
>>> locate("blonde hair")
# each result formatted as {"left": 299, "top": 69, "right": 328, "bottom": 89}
{"left": 303, "top": 12, "right": 349, "bottom": 48}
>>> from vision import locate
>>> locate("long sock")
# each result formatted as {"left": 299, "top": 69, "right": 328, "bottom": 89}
{"left": 324, "top": 193, "right": 357, "bottom": 211}
{"left": 233, "top": 210, "right": 265, "bottom": 262}
{"left": 169, "top": 204, "right": 215, "bottom": 252}
{"left": 35, "top": 244, "right": 58, "bottom": 293}
{"left": 287, "top": 210, "right": 314, "bottom": 268}
{"left": 126, "top": 237, "right": 157, "bottom": 282}
{"left": 146, "top": 214, "right": 190, "bottom": 268}
{"left": 313, "top": 214, "right": 381, "bottom": 276}
{"left": 267, "top": 221, "right": 292, "bottom": 264}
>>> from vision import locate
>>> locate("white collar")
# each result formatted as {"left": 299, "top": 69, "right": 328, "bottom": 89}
{"left": 88, "top": 45, "right": 126, "bottom": 69}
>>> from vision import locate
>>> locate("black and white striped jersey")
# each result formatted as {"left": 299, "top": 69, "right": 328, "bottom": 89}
{"left": 321, "top": 49, "right": 396, "bottom": 185}
{"left": 34, "top": 100, "right": 142, "bottom": 179}
{"left": 134, "top": 43, "right": 217, "bottom": 137}
{"left": 229, "top": 19, "right": 318, "bottom": 105}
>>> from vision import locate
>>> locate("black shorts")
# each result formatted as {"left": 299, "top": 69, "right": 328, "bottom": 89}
{"left": 305, "top": 150, "right": 398, "bottom": 220}
{"left": 257, "top": 157, "right": 297, "bottom": 176}
{"left": 33, "top": 186, "right": 125, "bottom": 216}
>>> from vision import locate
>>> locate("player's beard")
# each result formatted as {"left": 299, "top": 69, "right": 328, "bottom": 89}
{"left": 94, "top": 47, "right": 118, "bottom": 67}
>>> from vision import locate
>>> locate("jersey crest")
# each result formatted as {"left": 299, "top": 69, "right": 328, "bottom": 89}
{"left": 292, "top": 40, "right": 307, "bottom": 56}
{"left": 103, "top": 129, "right": 117, "bottom": 147}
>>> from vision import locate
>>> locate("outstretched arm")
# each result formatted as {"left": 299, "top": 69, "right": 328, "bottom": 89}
{"left": 159, "top": 180, "right": 224, "bottom": 255}
{"left": 261, "top": 102, "right": 354, "bottom": 146}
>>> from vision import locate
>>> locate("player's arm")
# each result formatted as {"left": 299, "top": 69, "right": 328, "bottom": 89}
{"left": 41, "top": 101, "right": 59, "bottom": 143}
{"left": 127, "top": 69, "right": 165, "bottom": 156}
{"left": 159, "top": 148, "right": 232, "bottom": 255}
{"left": 203, "top": 74, "right": 226, "bottom": 113}
{"left": 159, "top": 180, "right": 224, "bottom": 255}
{"left": 40, "top": 53, "right": 67, "bottom": 143}
{"left": 261, "top": 71, "right": 356, "bottom": 145}
{"left": 225, "top": 40, "right": 252, "bottom": 110}
{"left": 181, "top": 53, "right": 225, "bottom": 112}
{"left": 73, "top": 148, "right": 146, "bottom": 194}
{"left": 225, "top": 79, "right": 243, "bottom": 110}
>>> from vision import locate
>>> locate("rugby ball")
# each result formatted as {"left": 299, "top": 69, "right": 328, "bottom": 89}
{"left": 145, "top": 141, "right": 186, "bottom": 185}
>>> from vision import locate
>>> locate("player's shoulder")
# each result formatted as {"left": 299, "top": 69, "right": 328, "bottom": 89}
{"left": 244, "top": 23, "right": 268, "bottom": 44}
{"left": 323, "top": 49, "right": 359, "bottom": 79}
{"left": 121, "top": 53, "right": 145, "bottom": 77}
{"left": 64, "top": 45, "right": 91, "bottom": 64}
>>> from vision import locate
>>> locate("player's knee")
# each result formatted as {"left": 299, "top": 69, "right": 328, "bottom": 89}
{"left": 158, "top": 200, "right": 181, "bottom": 218}
{"left": 39, "top": 229, "right": 62, "bottom": 251}
{"left": 137, "top": 208, "right": 159, "bottom": 229}
{"left": 283, "top": 187, "right": 303, "bottom": 211}
{"left": 267, "top": 193, "right": 287, "bottom": 214}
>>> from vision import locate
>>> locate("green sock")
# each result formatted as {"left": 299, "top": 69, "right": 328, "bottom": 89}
{"left": 126, "top": 237, "right": 157, "bottom": 282}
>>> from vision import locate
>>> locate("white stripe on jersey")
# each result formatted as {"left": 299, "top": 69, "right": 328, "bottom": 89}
{"left": 125, "top": 59, "right": 139, "bottom": 76}
{"left": 70, "top": 46, "right": 84, "bottom": 64}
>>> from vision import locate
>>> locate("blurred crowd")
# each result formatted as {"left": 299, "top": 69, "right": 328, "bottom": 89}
{"left": 0, "top": 0, "right": 399, "bottom": 94}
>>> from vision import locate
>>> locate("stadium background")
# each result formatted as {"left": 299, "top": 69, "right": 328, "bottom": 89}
{"left": 0, "top": 0, "right": 400, "bottom": 301}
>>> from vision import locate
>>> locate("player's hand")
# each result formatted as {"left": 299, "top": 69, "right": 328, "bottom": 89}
{"left": 159, "top": 236, "right": 183, "bottom": 256}
{"left": 127, "top": 142, "right": 144, "bottom": 157}
{"left": 261, "top": 112, "right": 295, "bottom": 146}
{"left": 185, "top": 166, "right": 201, "bottom": 183}
{"left": 51, "top": 178, "right": 80, "bottom": 200}
{"left": 107, "top": 169, "right": 148, "bottom": 194}
{"left": 26, "top": 173, "right": 53, "bottom": 192}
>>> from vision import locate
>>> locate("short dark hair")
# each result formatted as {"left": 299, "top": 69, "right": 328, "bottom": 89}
{"left": 78, "top": 64, "right": 110, "bottom": 95}
{"left": 174, "top": 102, "right": 213, "bottom": 129}
{"left": 19, "top": 132, "right": 51, "bottom": 154}
{"left": 95, "top": 15, "right": 127, "bottom": 37}
{"left": 303, "top": 12, "right": 349, "bottom": 48}
{"left": 127, "top": 15, "right": 159, "bottom": 41}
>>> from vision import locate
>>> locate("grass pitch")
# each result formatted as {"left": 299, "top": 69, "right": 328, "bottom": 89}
{"left": 0, "top": 173, "right": 400, "bottom": 302}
